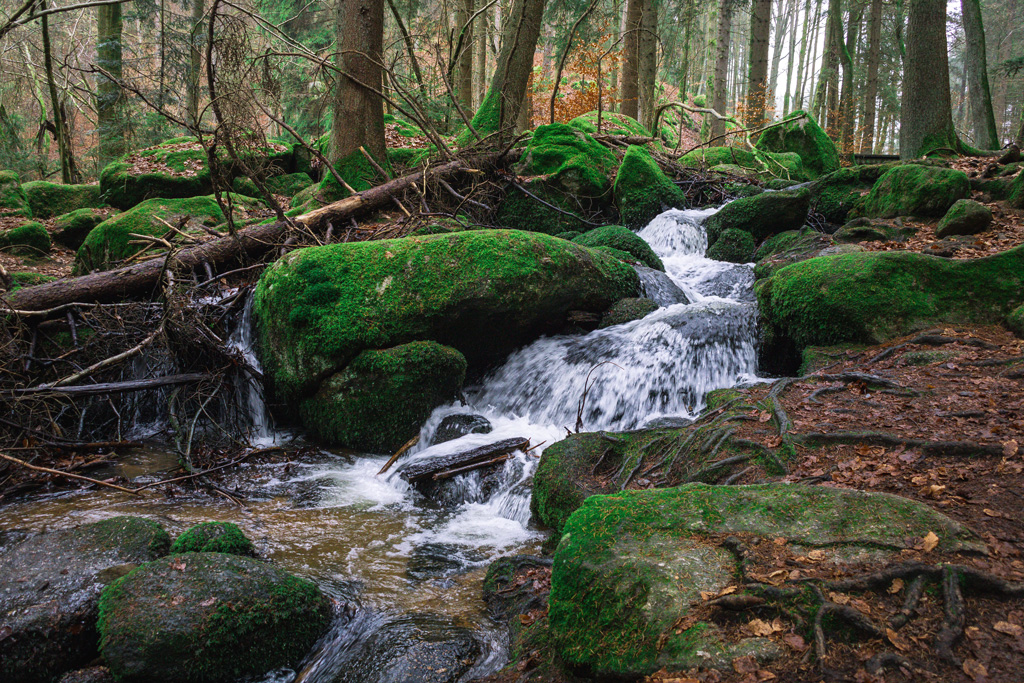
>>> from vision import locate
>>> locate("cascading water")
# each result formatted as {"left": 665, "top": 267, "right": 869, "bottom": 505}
{"left": 227, "top": 290, "right": 277, "bottom": 446}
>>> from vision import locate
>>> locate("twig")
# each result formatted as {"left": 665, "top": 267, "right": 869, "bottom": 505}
{"left": 377, "top": 434, "right": 419, "bottom": 475}
{"left": 0, "top": 451, "right": 138, "bottom": 494}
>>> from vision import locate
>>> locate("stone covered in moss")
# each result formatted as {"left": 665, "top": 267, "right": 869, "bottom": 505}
{"left": 613, "top": 145, "right": 688, "bottom": 229}
{"left": 1007, "top": 304, "right": 1024, "bottom": 338}
{"left": 0, "top": 221, "right": 50, "bottom": 255}
{"left": 755, "top": 109, "right": 839, "bottom": 178}
{"left": 567, "top": 110, "right": 651, "bottom": 138}
{"left": 22, "top": 181, "right": 102, "bottom": 219}
{"left": 680, "top": 146, "right": 757, "bottom": 169}
{"left": 299, "top": 341, "right": 467, "bottom": 452}
{"left": 254, "top": 230, "right": 639, "bottom": 405}
{"left": 170, "top": 522, "right": 254, "bottom": 556}
{"left": 74, "top": 196, "right": 225, "bottom": 273}
{"left": 706, "top": 227, "right": 755, "bottom": 263}
{"left": 316, "top": 148, "right": 388, "bottom": 205}
{"left": 807, "top": 164, "right": 894, "bottom": 224}
{"left": 549, "top": 483, "right": 981, "bottom": 678}
{"left": 705, "top": 187, "right": 811, "bottom": 245}
{"left": 935, "top": 198, "right": 992, "bottom": 238}
{"left": 387, "top": 147, "right": 430, "bottom": 168}
{"left": 232, "top": 172, "right": 314, "bottom": 199}
{"left": 98, "top": 552, "right": 331, "bottom": 683}
{"left": 860, "top": 164, "right": 969, "bottom": 218}
{"left": 1009, "top": 168, "right": 1024, "bottom": 209}
{"left": 572, "top": 224, "right": 663, "bottom": 270}
{"left": 517, "top": 123, "right": 617, "bottom": 199}
{"left": 495, "top": 182, "right": 592, "bottom": 235}
{"left": 758, "top": 246, "right": 1024, "bottom": 359}
{"left": 681, "top": 147, "right": 808, "bottom": 181}
{"left": 0, "top": 517, "right": 170, "bottom": 683}
{"left": 599, "top": 297, "right": 659, "bottom": 328}
{"left": 53, "top": 208, "right": 109, "bottom": 250}
{"left": 833, "top": 217, "right": 905, "bottom": 243}
{"left": 0, "top": 170, "right": 31, "bottom": 217}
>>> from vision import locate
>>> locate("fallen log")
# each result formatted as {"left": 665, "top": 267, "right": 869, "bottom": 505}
{"left": 4, "top": 153, "right": 502, "bottom": 314}
{"left": 399, "top": 437, "right": 530, "bottom": 483}
{"left": 7, "top": 373, "right": 209, "bottom": 396}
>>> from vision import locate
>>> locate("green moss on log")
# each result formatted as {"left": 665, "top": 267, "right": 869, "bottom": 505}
{"left": 0, "top": 170, "right": 31, "bottom": 217}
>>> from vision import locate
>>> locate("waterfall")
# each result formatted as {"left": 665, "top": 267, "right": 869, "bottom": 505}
{"left": 227, "top": 290, "right": 277, "bottom": 446}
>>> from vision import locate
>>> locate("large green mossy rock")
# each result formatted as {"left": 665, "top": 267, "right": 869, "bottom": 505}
{"left": 98, "top": 553, "right": 331, "bottom": 683}
{"left": 549, "top": 483, "right": 982, "bottom": 678}
{"left": 298, "top": 341, "right": 467, "bottom": 452}
{"left": 860, "top": 164, "right": 969, "bottom": 218}
{"left": 232, "top": 172, "right": 314, "bottom": 199}
{"left": 517, "top": 123, "right": 617, "bottom": 199}
{"left": 170, "top": 522, "right": 254, "bottom": 556}
{"left": 74, "top": 196, "right": 225, "bottom": 273}
{"left": 53, "top": 208, "right": 110, "bottom": 250}
{"left": 1009, "top": 169, "right": 1024, "bottom": 209}
{"left": 680, "top": 147, "right": 808, "bottom": 180}
{"left": 705, "top": 227, "right": 755, "bottom": 263}
{"left": 495, "top": 183, "right": 591, "bottom": 235}
{"left": 808, "top": 164, "right": 893, "bottom": 223}
{"left": 755, "top": 109, "right": 839, "bottom": 178}
{"left": 705, "top": 187, "right": 811, "bottom": 245}
{"left": 567, "top": 111, "right": 650, "bottom": 138}
{"left": 0, "top": 170, "right": 31, "bottom": 217}
{"left": 255, "top": 230, "right": 640, "bottom": 404}
{"left": 0, "top": 517, "right": 170, "bottom": 683}
{"left": 22, "top": 181, "right": 102, "bottom": 219}
{"left": 613, "top": 145, "right": 688, "bottom": 229}
{"left": 1007, "top": 304, "right": 1024, "bottom": 338}
{"left": 572, "top": 224, "right": 663, "bottom": 270}
{"left": 758, "top": 246, "right": 1024, "bottom": 357}
{"left": 0, "top": 221, "right": 50, "bottom": 255}
{"left": 936, "top": 199, "right": 992, "bottom": 238}
{"left": 680, "top": 146, "right": 756, "bottom": 168}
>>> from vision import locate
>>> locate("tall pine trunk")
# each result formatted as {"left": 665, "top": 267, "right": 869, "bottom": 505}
{"left": 186, "top": 0, "right": 204, "bottom": 126}
{"left": 900, "top": 0, "right": 958, "bottom": 158}
{"left": 620, "top": 0, "right": 643, "bottom": 119}
{"left": 960, "top": 0, "right": 998, "bottom": 149}
{"left": 96, "top": 2, "right": 125, "bottom": 169}
{"left": 709, "top": 0, "right": 732, "bottom": 140}
{"left": 41, "top": 2, "right": 74, "bottom": 183}
{"left": 455, "top": 0, "right": 475, "bottom": 110}
{"left": 838, "top": 0, "right": 864, "bottom": 153}
{"left": 745, "top": 0, "right": 771, "bottom": 126}
{"left": 858, "top": 0, "right": 881, "bottom": 152}
{"left": 637, "top": 0, "right": 658, "bottom": 129}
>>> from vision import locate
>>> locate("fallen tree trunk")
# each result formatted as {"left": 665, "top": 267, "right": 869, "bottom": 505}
{"left": 399, "top": 437, "right": 530, "bottom": 483}
{"left": 8, "top": 372, "right": 209, "bottom": 396}
{"left": 4, "top": 153, "right": 501, "bottom": 314}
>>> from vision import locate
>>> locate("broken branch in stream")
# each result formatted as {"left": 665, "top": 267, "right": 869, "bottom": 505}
{"left": 0, "top": 451, "right": 139, "bottom": 494}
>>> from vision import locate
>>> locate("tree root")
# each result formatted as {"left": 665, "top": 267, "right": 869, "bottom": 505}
{"left": 935, "top": 566, "right": 965, "bottom": 664}
{"left": 890, "top": 574, "right": 927, "bottom": 630}
{"left": 792, "top": 431, "right": 1004, "bottom": 457}
{"left": 865, "top": 651, "right": 915, "bottom": 675}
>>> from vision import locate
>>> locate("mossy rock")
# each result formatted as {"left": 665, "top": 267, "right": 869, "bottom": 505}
{"left": 387, "top": 147, "right": 430, "bottom": 168}
{"left": 600, "top": 297, "right": 659, "bottom": 328}
{"left": 758, "top": 246, "right": 1024, "bottom": 360}
{"left": 681, "top": 146, "right": 757, "bottom": 169}
{"left": 935, "top": 199, "right": 993, "bottom": 238}
{"left": 755, "top": 109, "right": 839, "bottom": 178}
{"left": 0, "top": 221, "right": 50, "bottom": 255}
{"left": 409, "top": 217, "right": 467, "bottom": 236}
{"left": 705, "top": 187, "right": 811, "bottom": 245}
{"left": 567, "top": 110, "right": 651, "bottom": 138}
{"left": 799, "top": 344, "right": 869, "bottom": 374}
{"left": 860, "top": 164, "right": 969, "bottom": 218}
{"left": 0, "top": 517, "right": 170, "bottom": 683}
{"left": 517, "top": 123, "right": 617, "bottom": 200}
{"left": 711, "top": 163, "right": 757, "bottom": 178}
{"left": 970, "top": 177, "right": 1011, "bottom": 200}
{"left": 765, "top": 178, "right": 800, "bottom": 190}
{"left": 97, "top": 552, "right": 331, "bottom": 683}
{"left": 1007, "top": 304, "right": 1024, "bottom": 338}
{"left": 0, "top": 170, "right": 31, "bottom": 217}
{"left": 298, "top": 341, "right": 467, "bottom": 452}
{"left": 22, "top": 181, "right": 102, "bottom": 219}
{"left": 808, "top": 164, "right": 896, "bottom": 224}
{"left": 706, "top": 228, "right": 755, "bottom": 263}
{"left": 170, "top": 522, "right": 255, "bottom": 556}
{"left": 1007, "top": 168, "right": 1024, "bottom": 209}
{"left": 74, "top": 196, "right": 225, "bottom": 273}
{"left": 495, "top": 182, "right": 591, "bottom": 235}
{"left": 554, "top": 230, "right": 582, "bottom": 241}
{"left": 231, "top": 172, "right": 314, "bottom": 199}
{"left": 315, "top": 148, "right": 389, "bottom": 204}
{"left": 549, "top": 483, "right": 982, "bottom": 678}
{"left": 833, "top": 218, "right": 903, "bottom": 243}
{"left": 53, "top": 208, "right": 109, "bottom": 250}
{"left": 724, "top": 181, "right": 764, "bottom": 197}
{"left": 613, "top": 145, "right": 688, "bottom": 229}
{"left": 572, "top": 224, "right": 663, "bottom": 270}
{"left": 254, "top": 229, "right": 639, "bottom": 405}
{"left": 754, "top": 227, "right": 822, "bottom": 262}
{"left": 383, "top": 112, "right": 424, "bottom": 137}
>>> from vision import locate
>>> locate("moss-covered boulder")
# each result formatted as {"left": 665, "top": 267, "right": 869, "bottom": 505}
{"left": 706, "top": 227, "right": 755, "bottom": 263}
{"left": 0, "top": 517, "right": 170, "bottom": 683}
{"left": 681, "top": 147, "right": 808, "bottom": 181}
{"left": 495, "top": 182, "right": 592, "bottom": 235}
{"left": 549, "top": 484, "right": 983, "bottom": 678}
{"left": 705, "top": 187, "right": 811, "bottom": 246}
{"left": 255, "top": 230, "right": 639, "bottom": 406}
{"left": 53, "top": 208, "right": 110, "bottom": 250}
{"left": 232, "top": 172, "right": 314, "bottom": 199}
{"left": 571, "top": 224, "right": 663, "bottom": 270}
{"left": 74, "top": 196, "right": 225, "bottom": 273}
{"left": 298, "top": 341, "right": 467, "bottom": 452}
{"left": 755, "top": 109, "right": 839, "bottom": 178}
{"left": 0, "top": 221, "right": 50, "bottom": 255}
{"left": 613, "top": 145, "right": 688, "bottom": 229}
{"left": 807, "top": 164, "right": 895, "bottom": 224}
{"left": 567, "top": 111, "right": 650, "bottom": 137}
{"left": 22, "top": 181, "right": 102, "bottom": 219}
{"left": 97, "top": 552, "right": 331, "bottom": 683}
{"left": 1007, "top": 304, "right": 1024, "bottom": 338}
{"left": 859, "top": 164, "right": 969, "bottom": 218}
{"left": 833, "top": 217, "right": 906, "bottom": 243}
{"left": 387, "top": 147, "right": 430, "bottom": 168}
{"left": 935, "top": 199, "right": 993, "bottom": 238}
{"left": 170, "top": 522, "right": 254, "bottom": 556}
{"left": 758, "top": 246, "right": 1024, "bottom": 359}
{"left": 517, "top": 123, "right": 617, "bottom": 199}
{"left": 680, "top": 146, "right": 757, "bottom": 169}
{"left": 0, "top": 170, "right": 31, "bottom": 217}
{"left": 1009, "top": 168, "right": 1024, "bottom": 209}
{"left": 600, "top": 297, "right": 659, "bottom": 328}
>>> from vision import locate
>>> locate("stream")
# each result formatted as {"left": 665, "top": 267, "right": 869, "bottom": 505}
{"left": 0, "top": 208, "right": 759, "bottom": 683}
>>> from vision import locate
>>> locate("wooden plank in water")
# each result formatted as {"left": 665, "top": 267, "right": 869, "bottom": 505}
{"left": 399, "top": 437, "right": 530, "bottom": 483}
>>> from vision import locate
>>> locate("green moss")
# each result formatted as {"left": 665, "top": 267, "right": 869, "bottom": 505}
{"left": 0, "top": 170, "right": 31, "bottom": 217}
{"left": 170, "top": 522, "right": 255, "bottom": 556}
{"left": 387, "top": 147, "right": 430, "bottom": 168}
{"left": 1007, "top": 304, "right": 1024, "bottom": 338}
{"left": 860, "top": 164, "right": 969, "bottom": 218}
{"left": 706, "top": 228, "right": 755, "bottom": 263}
{"left": 1008, "top": 170, "right": 1024, "bottom": 209}
{"left": 8, "top": 271, "right": 56, "bottom": 291}
{"left": 705, "top": 187, "right": 811, "bottom": 245}
{"left": 725, "top": 181, "right": 764, "bottom": 197}
{"left": 799, "top": 344, "right": 868, "bottom": 375}
{"left": 600, "top": 297, "right": 659, "bottom": 328}
{"left": 409, "top": 216, "right": 466, "bottom": 236}
{"left": 833, "top": 218, "right": 903, "bottom": 243}
{"left": 754, "top": 228, "right": 813, "bottom": 262}
{"left": 902, "top": 349, "right": 960, "bottom": 366}
{"left": 766, "top": 178, "right": 800, "bottom": 190}
{"left": 935, "top": 199, "right": 992, "bottom": 238}
{"left": 383, "top": 113, "right": 424, "bottom": 137}
{"left": 554, "top": 230, "right": 582, "bottom": 241}
{"left": 317, "top": 148, "right": 389, "bottom": 203}
{"left": 517, "top": 123, "right": 617, "bottom": 199}
{"left": 755, "top": 109, "right": 840, "bottom": 178}
{"left": 758, "top": 246, "right": 1024, "bottom": 358}
{"left": 0, "top": 220, "right": 50, "bottom": 254}
{"left": 74, "top": 196, "right": 224, "bottom": 273}
{"left": 680, "top": 146, "right": 757, "bottom": 169}
{"left": 22, "top": 181, "right": 102, "bottom": 219}
{"left": 613, "top": 145, "right": 688, "bottom": 229}
{"left": 567, "top": 111, "right": 651, "bottom": 138}
{"left": 232, "top": 172, "right": 314, "bottom": 199}
{"left": 495, "top": 183, "right": 591, "bottom": 235}
{"left": 572, "top": 224, "right": 663, "bottom": 270}
{"left": 808, "top": 165, "right": 895, "bottom": 224}
{"left": 704, "top": 388, "right": 743, "bottom": 410}
{"left": 53, "top": 207, "right": 109, "bottom": 249}
{"left": 298, "top": 341, "right": 467, "bottom": 452}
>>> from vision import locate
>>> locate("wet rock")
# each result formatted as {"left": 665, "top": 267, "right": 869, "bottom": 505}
{"left": 935, "top": 199, "right": 993, "bottom": 238}
{"left": 0, "top": 516, "right": 170, "bottom": 683}
{"left": 704, "top": 187, "right": 811, "bottom": 246}
{"left": 432, "top": 414, "right": 493, "bottom": 445}
{"left": 57, "top": 667, "right": 114, "bottom": 683}
{"left": 833, "top": 217, "right": 906, "bottom": 243}
{"left": 636, "top": 266, "right": 690, "bottom": 306}
{"left": 406, "top": 543, "right": 486, "bottom": 580}
{"left": 573, "top": 225, "right": 664, "bottom": 271}
{"left": 613, "top": 145, "right": 688, "bottom": 229}
{"left": 482, "top": 556, "right": 552, "bottom": 621}
{"left": 599, "top": 297, "right": 659, "bottom": 327}
{"left": 98, "top": 552, "right": 331, "bottom": 683}
{"left": 706, "top": 227, "right": 755, "bottom": 263}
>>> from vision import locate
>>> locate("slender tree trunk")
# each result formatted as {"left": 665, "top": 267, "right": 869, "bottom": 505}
{"left": 331, "top": 0, "right": 387, "bottom": 172}
{"left": 859, "top": 0, "right": 881, "bottom": 152}
{"left": 637, "top": 0, "right": 658, "bottom": 129}
{"left": 679, "top": 16, "right": 692, "bottom": 98}
{"left": 801, "top": 0, "right": 821, "bottom": 109}
{"left": 782, "top": 0, "right": 799, "bottom": 114}
{"left": 41, "top": 3, "right": 73, "bottom": 183}
{"left": 455, "top": 0, "right": 474, "bottom": 110}
{"left": 745, "top": 0, "right": 771, "bottom": 126}
{"left": 792, "top": 0, "right": 810, "bottom": 110}
{"left": 476, "top": 4, "right": 488, "bottom": 106}
{"left": 609, "top": 0, "right": 620, "bottom": 110}
{"left": 186, "top": 0, "right": 204, "bottom": 126}
{"left": 386, "top": 0, "right": 426, "bottom": 92}
{"left": 813, "top": 0, "right": 841, "bottom": 131}
{"left": 769, "top": 0, "right": 791, "bottom": 111}
{"left": 620, "top": 0, "right": 643, "bottom": 119}
{"left": 838, "top": 0, "right": 863, "bottom": 152}
{"left": 900, "top": 0, "right": 958, "bottom": 158}
{"left": 710, "top": 0, "right": 732, "bottom": 139}
{"left": 97, "top": 2, "right": 125, "bottom": 168}
{"left": 960, "top": 0, "right": 998, "bottom": 149}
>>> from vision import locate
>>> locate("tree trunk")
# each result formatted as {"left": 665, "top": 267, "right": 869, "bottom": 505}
{"left": 620, "top": 0, "right": 643, "bottom": 119}
{"left": 838, "top": 0, "right": 864, "bottom": 153}
{"left": 960, "top": 0, "right": 999, "bottom": 149}
{"left": 475, "top": 5, "right": 488, "bottom": 107}
{"left": 455, "top": 0, "right": 475, "bottom": 111}
{"left": 801, "top": 0, "right": 821, "bottom": 109}
{"left": 813, "top": 0, "right": 841, "bottom": 132}
{"left": 709, "top": 0, "right": 732, "bottom": 139}
{"left": 745, "top": 0, "right": 771, "bottom": 126}
{"left": 609, "top": 0, "right": 621, "bottom": 111}
{"left": 331, "top": 0, "right": 387, "bottom": 172}
{"left": 782, "top": 0, "right": 799, "bottom": 115}
{"left": 900, "top": 0, "right": 958, "bottom": 158}
{"left": 637, "top": 0, "right": 658, "bottom": 130}
{"left": 41, "top": 2, "right": 74, "bottom": 183}
{"left": 186, "top": 0, "right": 204, "bottom": 126}
{"left": 859, "top": 0, "right": 881, "bottom": 152}
{"left": 96, "top": 2, "right": 126, "bottom": 169}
